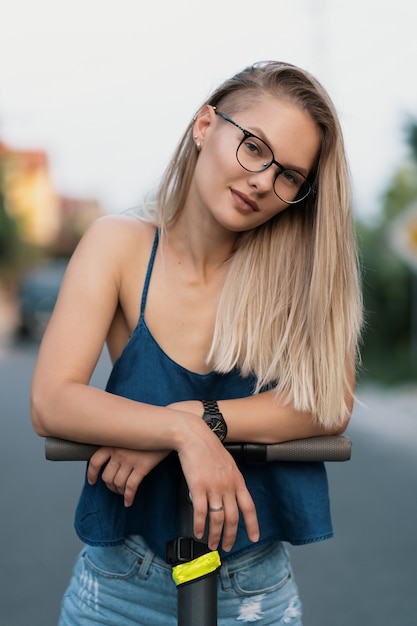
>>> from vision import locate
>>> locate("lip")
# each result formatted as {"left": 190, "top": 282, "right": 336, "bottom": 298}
{"left": 230, "top": 189, "right": 260, "bottom": 212}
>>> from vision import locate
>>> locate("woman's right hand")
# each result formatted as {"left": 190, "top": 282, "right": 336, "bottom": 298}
{"left": 87, "top": 447, "right": 170, "bottom": 507}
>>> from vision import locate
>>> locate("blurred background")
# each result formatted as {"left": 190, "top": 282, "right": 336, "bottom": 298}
{"left": 1, "top": 1, "right": 416, "bottom": 624}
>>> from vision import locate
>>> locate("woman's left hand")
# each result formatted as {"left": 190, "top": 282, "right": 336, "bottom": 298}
{"left": 87, "top": 447, "right": 170, "bottom": 507}
{"left": 168, "top": 400, "right": 260, "bottom": 553}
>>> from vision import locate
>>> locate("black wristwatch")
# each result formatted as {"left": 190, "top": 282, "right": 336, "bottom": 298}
{"left": 201, "top": 400, "right": 228, "bottom": 442}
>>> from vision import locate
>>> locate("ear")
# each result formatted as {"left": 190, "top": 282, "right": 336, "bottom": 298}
{"left": 193, "top": 105, "right": 216, "bottom": 142}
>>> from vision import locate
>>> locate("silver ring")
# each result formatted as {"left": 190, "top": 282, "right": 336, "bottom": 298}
{"left": 209, "top": 505, "right": 224, "bottom": 512}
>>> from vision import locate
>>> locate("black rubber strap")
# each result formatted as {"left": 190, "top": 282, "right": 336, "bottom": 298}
{"left": 165, "top": 537, "right": 210, "bottom": 566}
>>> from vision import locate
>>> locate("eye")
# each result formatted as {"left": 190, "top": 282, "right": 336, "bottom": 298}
{"left": 243, "top": 139, "right": 262, "bottom": 155}
{"left": 241, "top": 136, "right": 272, "bottom": 164}
{"left": 280, "top": 169, "right": 304, "bottom": 187}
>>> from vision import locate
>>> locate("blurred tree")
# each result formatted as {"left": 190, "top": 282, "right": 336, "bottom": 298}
{"left": 382, "top": 164, "right": 417, "bottom": 222}
{"left": 358, "top": 118, "right": 417, "bottom": 383}
{"left": 0, "top": 168, "right": 20, "bottom": 272}
{"left": 0, "top": 162, "right": 37, "bottom": 289}
{"left": 407, "top": 117, "right": 417, "bottom": 162}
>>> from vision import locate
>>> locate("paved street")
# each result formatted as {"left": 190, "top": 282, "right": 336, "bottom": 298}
{"left": 1, "top": 342, "right": 416, "bottom": 625}
{"left": 290, "top": 384, "right": 417, "bottom": 625}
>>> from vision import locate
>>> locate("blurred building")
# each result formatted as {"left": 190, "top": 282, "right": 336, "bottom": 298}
{"left": 0, "top": 141, "right": 102, "bottom": 253}
{"left": 0, "top": 141, "right": 60, "bottom": 247}
{"left": 55, "top": 195, "right": 103, "bottom": 255}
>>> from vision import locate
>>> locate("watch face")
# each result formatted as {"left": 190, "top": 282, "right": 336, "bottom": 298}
{"left": 204, "top": 416, "right": 227, "bottom": 441}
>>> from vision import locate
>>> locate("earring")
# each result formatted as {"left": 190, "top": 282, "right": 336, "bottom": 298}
{"left": 193, "top": 134, "right": 202, "bottom": 152}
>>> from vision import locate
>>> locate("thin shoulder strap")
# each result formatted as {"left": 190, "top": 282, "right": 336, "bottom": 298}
{"left": 140, "top": 229, "right": 159, "bottom": 317}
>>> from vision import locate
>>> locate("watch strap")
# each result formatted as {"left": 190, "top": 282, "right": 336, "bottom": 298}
{"left": 202, "top": 400, "right": 221, "bottom": 415}
{"left": 201, "top": 400, "right": 227, "bottom": 441}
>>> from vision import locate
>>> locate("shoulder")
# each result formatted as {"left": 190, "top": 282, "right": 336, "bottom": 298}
{"left": 60, "top": 215, "right": 157, "bottom": 305}
{"left": 73, "top": 215, "right": 157, "bottom": 271}
{"left": 81, "top": 214, "right": 156, "bottom": 249}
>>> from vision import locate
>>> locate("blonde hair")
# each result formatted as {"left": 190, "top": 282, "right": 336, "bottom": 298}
{"left": 153, "top": 61, "right": 362, "bottom": 428}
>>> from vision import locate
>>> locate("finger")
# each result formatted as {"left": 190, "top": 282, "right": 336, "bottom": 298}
{"left": 123, "top": 471, "right": 142, "bottom": 508}
{"left": 112, "top": 464, "right": 134, "bottom": 495}
{"left": 218, "top": 497, "right": 239, "bottom": 553}
{"left": 207, "top": 503, "right": 227, "bottom": 551}
{"left": 101, "top": 459, "right": 122, "bottom": 489}
{"left": 87, "top": 447, "right": 112, "bottom": 485}
{"left": 236, "top": 487, "right": 260, "bottom": 544}
{"left": 190, "top": 492, "right": 209, "bottom": 541}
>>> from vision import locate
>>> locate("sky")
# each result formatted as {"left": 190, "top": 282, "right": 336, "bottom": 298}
{"left": 1, "top": 0, "right": 416, "bottom": 223}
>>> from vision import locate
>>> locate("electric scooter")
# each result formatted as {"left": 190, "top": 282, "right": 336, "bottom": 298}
{"left": 45, "top": 435, "right": 351, "bottom": 626}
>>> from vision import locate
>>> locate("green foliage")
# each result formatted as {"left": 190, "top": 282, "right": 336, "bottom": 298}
{"left": 382, "top": 163, "right": 417, "bottom": 222}
{"left": 358, "top": 221, "right": 417, "bottom": 383}
{"left": 0, "top": 165, "right": 35, "bottom": 284}
{"left": 0, "top": 182, "right": 19, "bottom": 268}
{"left": 405, "top": 115, "right": 417, "bottom": 162}
{"left": 358, "top": 119, "right": 417, "bottom": 384}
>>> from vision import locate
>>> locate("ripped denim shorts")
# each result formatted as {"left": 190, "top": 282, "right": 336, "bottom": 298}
{"left": 59, "top": 535, "right": 302, "bottom": 625}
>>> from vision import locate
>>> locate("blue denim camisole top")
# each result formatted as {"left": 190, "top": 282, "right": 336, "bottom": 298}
{"left": 75, "top": 230, "right": 333, "bottom": 559}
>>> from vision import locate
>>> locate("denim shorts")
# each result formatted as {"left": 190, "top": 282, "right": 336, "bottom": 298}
{"left": 59, "top": 535, "right": 302, "bottom": 625}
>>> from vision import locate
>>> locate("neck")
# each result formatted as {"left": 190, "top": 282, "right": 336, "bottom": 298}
{"left": 164, "top": 212, "right": 238, "bottom": 280}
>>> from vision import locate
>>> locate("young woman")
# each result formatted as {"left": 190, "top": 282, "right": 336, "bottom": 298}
{"left": 31, "top": 61, "right": 362, "bottom": 625}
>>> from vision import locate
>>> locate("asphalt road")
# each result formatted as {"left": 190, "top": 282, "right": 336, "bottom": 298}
{"left": 1, "top": 342, "right": 416, "bottom": 625}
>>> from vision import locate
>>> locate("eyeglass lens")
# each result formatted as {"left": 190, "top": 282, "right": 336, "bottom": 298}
{"left": 237, "top": 137, "right": 311, "bottom": 204}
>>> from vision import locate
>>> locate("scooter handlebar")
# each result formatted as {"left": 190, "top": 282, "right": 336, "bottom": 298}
{"left": 45, "top": 435, "right": 351, "bottom": 463}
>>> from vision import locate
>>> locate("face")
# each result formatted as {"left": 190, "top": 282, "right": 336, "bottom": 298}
{"left": 189, "top": 96, "right": 321, "bottom": 233}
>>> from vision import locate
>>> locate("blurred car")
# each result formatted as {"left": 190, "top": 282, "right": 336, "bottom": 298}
{"left": 17, "top": 258, "right": 68, "bottom": 340}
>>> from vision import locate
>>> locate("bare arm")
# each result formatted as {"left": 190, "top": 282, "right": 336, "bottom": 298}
{"left": 169, "top": 365, "right": 355, "bottom": 444}
{"left": 30, "top": 217, "right": 202, "bottom": 451}
{"left": 30, "top": 217, "right": 169, "bottom": 447}
{"left": 30, "top": 216, "right": 258, "bottom": 551}
{"left": 222, "top": 377, "right": 354, "bottom": 442}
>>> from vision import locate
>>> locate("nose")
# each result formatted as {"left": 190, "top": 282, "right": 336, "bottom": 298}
{"left": 247, "top": 165, "right": 277, "bottom": 194}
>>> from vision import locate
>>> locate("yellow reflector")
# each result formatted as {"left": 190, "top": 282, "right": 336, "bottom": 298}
{"left": 172, "top": 550, "right": 221, "bottom": 586}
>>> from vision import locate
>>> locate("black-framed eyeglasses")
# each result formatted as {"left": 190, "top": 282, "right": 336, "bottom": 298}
{"left": 214, "top": 109, "right": 314, "bottom": 205}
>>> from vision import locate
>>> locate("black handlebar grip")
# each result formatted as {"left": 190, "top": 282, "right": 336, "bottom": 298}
{"left": 45, "top": 435, "right": 351, "bottom": 463}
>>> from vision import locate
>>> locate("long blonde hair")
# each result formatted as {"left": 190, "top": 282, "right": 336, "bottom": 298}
{"left": 154, "top": 61, "right": 362, "bottom": 428}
